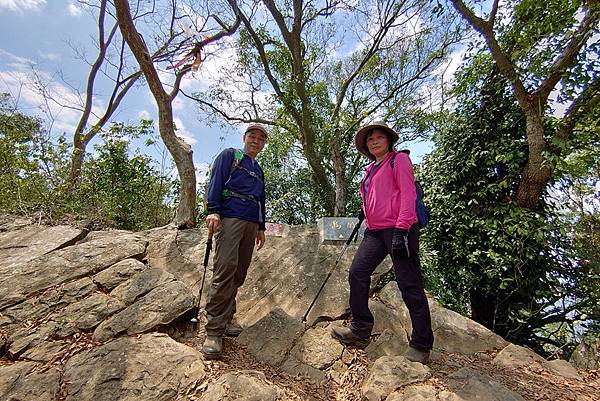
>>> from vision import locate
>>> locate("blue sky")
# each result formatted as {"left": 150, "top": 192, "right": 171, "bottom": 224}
{"left": 0, "top": 0, "right": 242, "bottom": 179}
{"left": 0, "top": 0, "right": 444, "bottom": 181}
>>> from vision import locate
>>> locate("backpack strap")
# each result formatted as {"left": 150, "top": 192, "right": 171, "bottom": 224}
{"left": 390, "top": 149, "right": 411, "bottom": 170}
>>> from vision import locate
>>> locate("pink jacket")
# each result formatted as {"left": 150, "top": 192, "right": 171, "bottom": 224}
{"left": 360, "top": 151, "right": 418, "bottom": 231}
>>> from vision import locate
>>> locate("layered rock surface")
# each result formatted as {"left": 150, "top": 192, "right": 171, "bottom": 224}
{"left": 0, "top": 222, "right": 596, "bottom": 400}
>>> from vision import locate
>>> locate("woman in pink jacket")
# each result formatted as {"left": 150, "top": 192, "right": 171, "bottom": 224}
{"left": 330, "top": 121, "right": 433, "bottom": 364}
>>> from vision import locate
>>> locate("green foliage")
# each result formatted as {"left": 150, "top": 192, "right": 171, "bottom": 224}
{"left": 258, "top": 126, "right": 329, "bottom": 224}
{"left": 70, "top": 128, "right": 177, "bottom": 230}
{"left": 420, "top": 63, "right": 593, "bottom": 356}
{"left": 0, "top": 94, "right": 176, "bottom": 230}
{"left": 198, "top": 1, "right": 460, "bottom": 217}
{"left": 552, "top": 126, "right": 600, "bottom": 338}
{"left": 0, "top": 94, "right": 62, "bottom": 213}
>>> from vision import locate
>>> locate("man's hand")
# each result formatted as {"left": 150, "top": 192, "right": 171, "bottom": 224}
{"left": 391, "top": 228, "right": 409, "bottom": 260}
{"left": 206, "top": 213, "right": 221, "bottom": 235}
{"left": 256, "top": 230, "right": 265, "bottom": 250}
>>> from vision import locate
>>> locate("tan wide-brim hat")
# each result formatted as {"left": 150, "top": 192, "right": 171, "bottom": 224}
{"left": 245, "top": 123, "right": 269, "bottom": 139}
{"left": 354, "top": 121, "right": 399, "bottom": 161}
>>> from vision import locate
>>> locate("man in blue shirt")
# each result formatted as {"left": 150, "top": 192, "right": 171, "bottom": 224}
{"left": 202, "top": 123, "right": 268, "bottom": 359}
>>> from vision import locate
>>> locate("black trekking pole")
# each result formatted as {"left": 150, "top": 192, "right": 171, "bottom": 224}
{"left": 302, "top": 216, "right": 364, "bottom": 323}
{"left": 191, "top": 233, "right": 213, "bottom": 329}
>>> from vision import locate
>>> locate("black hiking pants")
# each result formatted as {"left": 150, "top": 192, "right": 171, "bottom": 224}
{"left": 348, "top": 224, "right": 434, "bottom": 351}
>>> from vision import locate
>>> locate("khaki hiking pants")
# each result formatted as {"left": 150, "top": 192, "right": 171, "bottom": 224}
{"left": 205, "top": 217, "right": 258, "bottom": 336}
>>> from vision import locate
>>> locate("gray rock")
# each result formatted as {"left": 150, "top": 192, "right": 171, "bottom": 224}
{"left": 93, "top": 258, "right": 146, "bottom": 291}
{"left": 39, "top": 277, "right": 98, "bottom": 309}
{"left": 0, "top": 277, "right": 96, "bottom": 334}
{"left": 447, "top": 367, "right": 525, "bottom": 401}
{"left": 493, "top": 344, "right": 546, "bottom": 369}
{"left": 495, "top": 344, "right": 581, "bottom": 380}
{"left": 0, "top": 361, "right": 61, "bottom": 401}
{"left": 386, "top": 385, "right": 463, "bottom": 401}
{"left": 0, "top": 214, "right": 32, "bottom": 232}
{"left": 289, "top": 326, "right": 344, "bottom": 370}
{"left": 93, "top": 280, "right": 194, "bottom": 342}
{"left": 376, "top": 282, "right": 507, "bottom": 355}
{"left": 0, "top": 330, "right": 6, "bottom": 355}
{"left": 280, "top": 357, "right": 326, "bottom": 382}
{"left": 370, "top": 297, "right": 410, "bottom": 337}
{"left": 198, "top": 370, "right": 284, "bottom": 401}
{"left": 142, "top": 225, "right": 206, "bottom": 290}
{"left": 0, "top": 224, "right": 87, "bottom": 271}
{"left": 361, "top": 355, "right": 431, "bottom": 401}
{"left": 0, "top": 234, "right": 147, "bottom": 310}
{"left": 429, "top": 300, "right": 508, "bottom": 354}
{"left": 237, "top": 308, "right": 305, "bottom": 366}
{"left": 64, "top": 333, "right": 204, "bottom": 401}
{"left": 110, "top": 267, "right": 174, "bottom": 305}
{"left": 365, "top": 328, "right": 409, "bottom": 360}
{"left": 7, "top": 322, "right": 59, "bottom": 358}
{"left": 236, "top": 225, "right": 355, "bottom": 326}
{"left": 570, "top": 337, "right": 600, "bottom": 370}
{"left": 20, "top": 339, "right": 68, "bottom": 362}
{"left": 544, "top": 359, "right": 581, "bottom": 380}
{"left": 53, "top": 293, "right": 125, "bottom": 337}
{"left": 280, "top": 326, "right": 343, "bottom": 381}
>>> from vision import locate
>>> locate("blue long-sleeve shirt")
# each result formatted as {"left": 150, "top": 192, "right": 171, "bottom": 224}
{"left": 206, "top": 148, "right": 266, "bottom": 230}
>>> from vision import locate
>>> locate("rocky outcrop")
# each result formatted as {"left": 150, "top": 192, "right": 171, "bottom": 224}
{"left": 63, "top": 333, "right": 204, "bottom": 401}
{"left": 198, "top": 370, "right": 285, "bottom": 401}
{"left": 0, "top": 221, "right": 593, "bottom": 401}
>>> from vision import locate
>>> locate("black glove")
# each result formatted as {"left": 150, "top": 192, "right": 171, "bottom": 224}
{"left": 392, "top": 228, "right": 410, "bottom": 260}
{"left": 357, "top": 209, "right": 365, "bottom": 222}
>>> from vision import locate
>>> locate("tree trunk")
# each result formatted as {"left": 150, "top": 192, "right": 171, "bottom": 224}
{"left": 66, "top": 136, "right": 85, "bottom": 192}
{"left": 156, "top": 104, "right": 196, "bottom": 228}
{"left": 330, "top": 132, "right": 346, "bottom": 216}
{"left": 515, "top": 109, "right": 551, "bottom": 209}
{"left": 114, "top": 0, "right": 196, "bottom": 228}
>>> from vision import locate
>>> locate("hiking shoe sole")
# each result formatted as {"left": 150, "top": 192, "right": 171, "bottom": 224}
{"left": 201, "top": 350, "right": 222, "bottom": 360}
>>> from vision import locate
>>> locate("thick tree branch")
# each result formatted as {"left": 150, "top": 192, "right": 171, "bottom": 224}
{"left": 450, "top": 0, "right": 530, "bottom": 106}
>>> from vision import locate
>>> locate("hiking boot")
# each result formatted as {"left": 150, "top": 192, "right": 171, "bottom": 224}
{"left": 202, "top": 336, "right": 223, "bottom": 359}
{"left": 403, "top": 346, "right": 430, "bottom": 364}
{"left": 330, "top": 326, "right": 369, "bottom": 348}
{"left": 224, "top": 320, "right": 243, "bottom": 337}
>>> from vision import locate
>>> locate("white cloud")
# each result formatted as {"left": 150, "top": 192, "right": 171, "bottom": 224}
{"left": 0, "top": 0, "right": 45, "bottom": 12}
{"left": 66, "top": 2, "right": 82, "bottom": 16}
{"left": 138, "top": 109, "right": 151, "bottom": 120}
{"left": 40, "top": 52, "right": 59, "bottom": 61}
{"left": 0, "top": 52, "right": 107, "bottom": 136}
{"left": 173, "top": 116, "right": 197, "bottom": 145}
{"left": 0, "top": 48, "right": 34, "bottom": 68}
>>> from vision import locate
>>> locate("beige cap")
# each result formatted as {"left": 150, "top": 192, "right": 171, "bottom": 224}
{"left": 244, "top": 123, "right": 269, "bottom": 139}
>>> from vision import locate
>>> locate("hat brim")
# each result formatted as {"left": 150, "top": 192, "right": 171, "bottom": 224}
{"left": 354, "top": 123, "right": 399, "bottom": 161}
{"left": 245, "top": 125, "right": 269, "bottom": 139}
